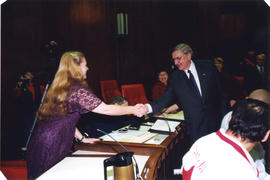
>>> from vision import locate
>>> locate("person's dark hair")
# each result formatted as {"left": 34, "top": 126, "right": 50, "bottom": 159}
{"left": 229, "top": 98, "right": 269, "bottom": 142}
{"left": 109, "top": 96, "right": 128, "bottom": 105}
{"left": 156, "top": 68, "right": 168, "bottom": 76}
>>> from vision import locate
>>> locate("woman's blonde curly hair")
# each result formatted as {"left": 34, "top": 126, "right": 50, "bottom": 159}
{"left": 38, "top": 51, "right": 88, "bottom": 120}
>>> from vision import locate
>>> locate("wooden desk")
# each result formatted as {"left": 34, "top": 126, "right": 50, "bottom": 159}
{"left": 75, "top": 141, "right": 164, "bottom": 156}
{"left": 74, "top": 121, "right": 186, "bottom": 180}
{"left": 141, "top": 129, "right": 186, "bottom": 180}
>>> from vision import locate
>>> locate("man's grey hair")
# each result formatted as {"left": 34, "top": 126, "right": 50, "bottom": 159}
{"left": 172, "top": 43, "right": 193, "bottom": 55}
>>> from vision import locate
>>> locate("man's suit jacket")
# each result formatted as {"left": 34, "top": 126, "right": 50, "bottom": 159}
{"left": 150, "top": 60, "right": 230, "bottom": 143}
{"left": 243, "top": 64, "right": 267, "bottom": 94}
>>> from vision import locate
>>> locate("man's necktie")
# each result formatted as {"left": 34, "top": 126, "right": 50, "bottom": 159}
{"left": 188, "top": 70, "right": 200, "bottom": 96}
{"left": 260, "top": 66, "right": 264, "bottom": 73}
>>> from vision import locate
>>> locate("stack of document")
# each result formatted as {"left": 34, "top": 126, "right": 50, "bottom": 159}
{"left": 161, "top": 111, "right": 185, "bottom": 120}
{"left": 149, "top": 119, "right": 182, "bottom": 134}
{"left": 100, "top": 130, "right": 157, "bottom": 143}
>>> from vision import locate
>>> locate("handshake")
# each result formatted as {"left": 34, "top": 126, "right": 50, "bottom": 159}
{"left": 132, "top": 104, "right": 149, "bottom": 117}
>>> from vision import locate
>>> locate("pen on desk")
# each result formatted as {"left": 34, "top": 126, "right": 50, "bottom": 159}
{"left": 165, "top": 121, "right": 171, "bottom": 132}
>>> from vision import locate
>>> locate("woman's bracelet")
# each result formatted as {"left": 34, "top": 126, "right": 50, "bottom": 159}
{"left": 79, "top": 136, "right": 85, "bottom": 142}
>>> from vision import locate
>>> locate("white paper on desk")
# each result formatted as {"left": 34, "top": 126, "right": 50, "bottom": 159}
{"left": 150, "top": 119, "right": 181, "bottom": 132}
{"left": 101, "top": 130, "right": 157, "bottom": 143}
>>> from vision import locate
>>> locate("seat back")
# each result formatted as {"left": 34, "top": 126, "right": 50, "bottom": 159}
{"left": 121, "top": 84, "right": 148, "bottom": 105}
{"left": 0, "top": 160, "right": 27, "bottom": 180}
{"left": 100, "top": 80, "right": 121, "bottom": 103}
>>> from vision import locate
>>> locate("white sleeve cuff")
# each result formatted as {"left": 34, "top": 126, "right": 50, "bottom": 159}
{"left": 146, "top": 104, "right": 153, "bottom": 114}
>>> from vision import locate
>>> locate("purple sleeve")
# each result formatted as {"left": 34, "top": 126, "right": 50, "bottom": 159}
{"left": 68, "top": 86, "right": 102, "bottom": 114}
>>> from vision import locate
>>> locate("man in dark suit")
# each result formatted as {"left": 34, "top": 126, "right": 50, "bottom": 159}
{"left": 243, "top": 53, "right": 267, "bottom": 94}
{"left": 145, "top": 43, "right": 230, "bottom": 144}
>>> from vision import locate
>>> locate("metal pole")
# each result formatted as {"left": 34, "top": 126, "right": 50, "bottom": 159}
{"left": 21, "top": 81, "right": 50, "bottom": 151}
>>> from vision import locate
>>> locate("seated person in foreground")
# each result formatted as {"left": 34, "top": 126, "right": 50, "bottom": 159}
{"left": 221, "top": 89, "right": 270, "bottom": 131}
{"left": 220, "top": 89, "right": 270, "bottom": 179}
{"left": 182, "top": 99, "right": 270, "bottom": 180}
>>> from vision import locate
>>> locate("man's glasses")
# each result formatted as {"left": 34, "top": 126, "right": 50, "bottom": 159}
{"left": 172, "top": 54, "right": 185, "bottom": 61}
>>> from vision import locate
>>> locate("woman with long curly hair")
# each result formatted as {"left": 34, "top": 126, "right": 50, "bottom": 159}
{"left": 26, "top": 51, "right": 146, "bottom": 179}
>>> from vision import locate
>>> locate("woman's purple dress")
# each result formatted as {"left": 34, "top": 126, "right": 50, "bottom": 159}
{"left": 26, "top": 84, "right": 102, "bottom": 179}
